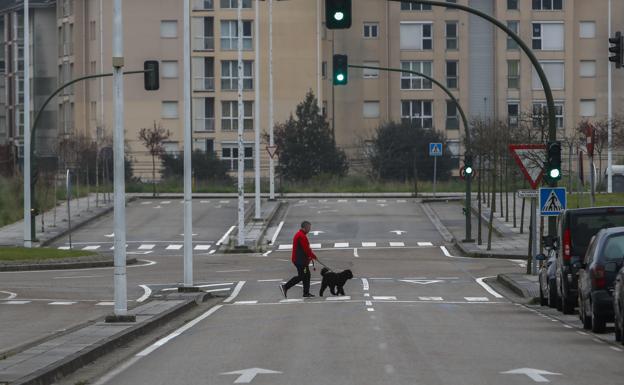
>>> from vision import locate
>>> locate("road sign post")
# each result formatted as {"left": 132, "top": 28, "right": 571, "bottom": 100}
{"left": 429, "top": 143, "right": 442, "bottom": 197}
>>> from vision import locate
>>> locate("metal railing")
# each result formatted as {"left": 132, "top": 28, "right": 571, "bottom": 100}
{"left": 193, "top": 76, "right": 215, "bottom": 91}
{"left": 192, "top": 0, "right": 214, "bottom": 10}
{"left": 194, "top": 117, "right": 215, "bottom": 132}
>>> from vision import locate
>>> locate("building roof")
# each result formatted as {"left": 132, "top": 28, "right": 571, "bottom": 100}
{"left": 0, "top": 0, "right": 55, "bottom": 13}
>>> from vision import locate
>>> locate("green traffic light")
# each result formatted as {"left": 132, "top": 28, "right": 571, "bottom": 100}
{"left": 334, "top": 11, "right": 344, "bottom": 21}
{"left": 465, "top": 166, "right": 473, "bottom": 175}
{"left": 549, "top": 168, "right": 561, "bottom": 179}
{"left": 336, "top": 73, "right": 345, "bottom": 82}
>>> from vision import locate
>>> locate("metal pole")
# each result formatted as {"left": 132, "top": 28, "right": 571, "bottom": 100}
{"left": 66, "top": 169, "right": 72, "bottom": 249}
{"left": 23, "top": 0, "right": 31, "bottom": 248}
{"left": 112, "top": 0, "right": 128, "bottom": 316}
{"left": 433, "top": 156, "right": 437, "bottom": 197}
{"left": 254, "top": 0, "right": 261, "bottom": 219}
{"left": 183, "top": 0, "right": 193, "bottom": 286}
{"left": 237, "top": 0, "right": 245, "bottom": 246}
{"left": 268, "top": 0, "right": 275, "bottom": 200}
{"left": 608, "top": 0, "right": 613, "bottom": 193}
{"left": 590, "top": 156, "right": 596, "bottom": 206}
{"left": 531, "top": 198, "right": 538, "bottom": 275}
{"left": 316, "top": 0, "right": 322, "bottom": 109}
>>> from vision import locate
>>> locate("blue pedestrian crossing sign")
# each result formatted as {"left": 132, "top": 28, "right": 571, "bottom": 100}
{"left": 539, "top": 187, "right": 566, "bottom": 216}
{"left": 429, "top": 143, "right": 443, "bottom": 157}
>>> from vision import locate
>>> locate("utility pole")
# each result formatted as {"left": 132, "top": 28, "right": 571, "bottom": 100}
{"left": 268, "top": 0, "right": 275, "bottom": 200}
{"left": 237, "top": 0, "right": 245, "bottom": 246}
{"left": 254, "top": 0, "right": 261, "bottom": 219}
{"left": 608, "top": 0, "right": 613, "bottom": 193}
{"left": 23, "top": 0, "right": 31, "bottom": 248}
{"left": 182, "top": 0, "right": 194, "bottom": 287}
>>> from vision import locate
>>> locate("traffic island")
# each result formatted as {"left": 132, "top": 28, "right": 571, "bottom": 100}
{"left": 0, "top": 247, "right": 140, "bottom": 271}
{"left": 497, "top": 273, "right": 540, "bottom": 303}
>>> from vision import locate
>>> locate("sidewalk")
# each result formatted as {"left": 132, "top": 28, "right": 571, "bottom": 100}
{"left": 0, "top": 194, "right": 114, "bottom": 247}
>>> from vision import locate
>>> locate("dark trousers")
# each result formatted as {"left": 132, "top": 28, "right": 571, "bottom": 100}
{"left": 284, "top": 264, "right": 311, "bottom": 295}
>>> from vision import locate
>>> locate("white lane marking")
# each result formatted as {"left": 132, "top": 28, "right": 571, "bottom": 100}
{"left": 357, "top": 199, "right": 367, "bottom": 203}
{"left": 280, "top": 299, "right": 303, "bottom": 303}
{"left": 334, "top": 242, "right": 349, "bottom": 248}
{"left": 262, "top": 250, "right": 273, "bottom": 257}
{"left": 270, "top": 221, "right": 285, "bottom": 245}
{"left": 611, "top": 346, "right": 623, "bottom": 352}
{"left": 370, "top": 278, "right": 393, "bottom": 280}
{"left": 216, "top": 226, "right": 236, "bottom": 246}
{"left": 310, "top": 243, "right": 322, "bottom": 249}
{"left": 475, "top": 276, "right": 504, "bottom": 298}
{"left": 96, "top": 302, "right": 115, "bottom": 306}
{"left": 377, "top": 199, "right": 387, "bottom": 203}
{"left": 194, "top": 245, "right": 211, "bottom": 250}
{"left": 53, "top": 275, "right": 105, "bottom": 280}
{"left": 364, "top": 293, "right": 371, "bottom": 297}
{"left": 224, "top": 281, "right": 245, "bottom": 303}
{"left": 326, "top": 296, "right": 351, "bottom": 301}
{"left": 258, "top": 279, "right": 283, "bottom": 282}
{"left": 82, "top": 245, "right": 101, "bottom": 251}
{"left": 278, "top": 244, "right": 292, "bottom": 250}
{"left": 196, "top": 283, "right": 234, "bottom": 287}
{"left": 216, "top": 269, "right": 250, "bottom": 273}
{"left": 397, "top": 199, "right": 407, "bottom": 203}
{"left": 563, "top": 325, "right": 573, "bottom": 329}
{"left": 204, "top": 288, "right": 232, "bottom": 293}
{"left": 219, "top": 200, "right": 230, "bottom": 204}
{"left": 137, "top": 285, "right": 152, "bottom": 303}
{"left": 418, "top": 297, "right": 443, "bottom": 301}
{"left": 138, "top": 244, "right": 155, "bottom": 250}
{"left": 353, "top": 248, "right": 359, "bottom": 257}
{"left": 338, "top": 199, "right": 348, "bottom": 203}
{"left": 440, "top": 245, "right": 452, "bottom": 256}
{"left": 48, "top": 301, "right": 76, "bottom": 305}
{"left": 361, "top": 278, "right": 369, "bottom": 291}
{"left": 366, "top": 301, "right": 373, "bottom": 306}
{"left": 200, "top": 200, "right": 210, "bottom": 203}
{"left": 0, "top": 290, "right": 17, "bottom": 300}
{"left": 577, "top": 331, "right": 589, "bottom": 336}
{"left": 318, "top": 199, "right": 328, "bottom": 203}
{"left": 373, "top": 296, "right": 396, "bottom": 301}
{"left": 137, "top": 305, "right": 223, "bottom": 357}
{"left": 465, "top": 297, "right": 489, "bottom": 302}
{"left": 436, "top": 277, "right": 459, "bottom": 280}
{"left": 160, "top": 201, "right": 171, "bottom": 204}
{"left": 58, "top": 246, "right": 70, "bottom": 250}
{"left": 1, "top": 300, "right": 30, "bottom": 305}
{"left": 234, "top": 301, "right": 258, "bottom": 305}
{"left": 208, "top": 250, "right": 216, "bottom": 255}
{"left": 417, "top": 242, "right": 433, "bottom": 247}
{"left": 298, "top": 200, "right": 308, "bottom": 204}
{"left": 389, "top": 242, "right": 405, "bottom": 247}
{"left": 166, "top": 244, "right": 183, "bottom": 250}
{"left": 367, "top": 308, "right": 375, "bottom": 312}
{"left": 140, "top": 201, "right": 152, "bottom": 205}
{"left": 154, "top": 206, "right": 162, "bottom": 209}
{"left": 362, "top": 242, "right": 377, "bottom": 247}
{"left": 137, "top": 259, "right": 157, "bottom": 267}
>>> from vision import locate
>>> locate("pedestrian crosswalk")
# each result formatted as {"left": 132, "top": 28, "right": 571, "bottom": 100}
{"left": 57, "top": 242, "right": 216, "bottom": 253}
{"left": 276, "top": 241, "right": 436, "bottom": 250}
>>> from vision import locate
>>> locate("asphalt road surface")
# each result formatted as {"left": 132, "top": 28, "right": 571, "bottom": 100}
{"left": 2, "top": 198, "right": 623, "bottom": 384}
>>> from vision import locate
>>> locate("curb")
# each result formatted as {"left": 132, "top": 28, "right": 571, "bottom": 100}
{"left": 452, "top": 239, "right": 527, "bottom": 259}
{"left": 496, "top": 273, "right": 535, "bottom": 300}
{"left": 0, "top": 258, "right": 138, "bottom": 272}
{"left": 253, "top": 200, "right": 284, "bottom": 250}
{"left": 13, "top": 293, "right": 219, "bottom": 385}
{"left": 469, "top": 204, "right": 505, "bottom": 237}
{"left": 130, "top": 192, "right": 436, "bottom": 199}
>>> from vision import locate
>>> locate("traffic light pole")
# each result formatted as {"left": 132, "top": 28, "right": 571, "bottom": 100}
{"left": 349, "top": 64, "right": 473, "bottom": 242}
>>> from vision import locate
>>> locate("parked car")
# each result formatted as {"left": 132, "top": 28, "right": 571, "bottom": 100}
{"left": 578, "top": 227, "right": 624, "bottom": 333}
{"left": 556, "top": 207, "right": 624, "bottom": 314}
{"left": 614, "top": 266, "right": 624, "bottom": 344}
{"left": 537, "top": 250, "right": 558, "bottom": 308}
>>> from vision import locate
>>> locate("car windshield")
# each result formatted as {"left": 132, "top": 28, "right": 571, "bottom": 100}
{"left": 570, "top": 213, "right": 624, "bottom": 255}
{"left": 602, "top": 234, "right": 624, "bottom": 262}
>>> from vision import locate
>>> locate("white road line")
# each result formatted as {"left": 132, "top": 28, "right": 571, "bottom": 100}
{"left": 577, "top": 331, "right": 589, "bottom": 336}
{"left": 353, "top": 248, "right": 359, "bottom": 257}
{"left": 200, "top": 200, "right": 210, "bottom": 203}
{"left": 0, "top": 290, "right": 17, "bottom": 300}
{"left": 361, "top": 278, "right": 369, "bottom": 291}
{"left": 280, "top": 299, "right": 303, "bottom": 303}
{"left": 362, "top": 242, "right": 377, "bottom": 247}
{"left": 216, "top": 269, "right": 250, "bottom": 273}
{"left": 140, "top": 201, "right": 152, "bottom": 205}
{"left": 160, "top": 201, "right": 171, "bottom": 204}
{"left": 1, "top": 300, "right": 30, "bottom": 305}
{"left": 137, "top": 285, "right": 152, "bottom": 303}
{"left": 166, "top": 244, "right": 183, "bottom": 250}
{"left": 58, "top": 246, "right": 70, "bottom": 250}
{"left": 53, "top": 275, "right": 104, "bottom": 280}
{"left": 611, "top": 346, "right": 623, "bottom": 352}
{"left": 326, "top": 296, "right": 351, "bottom": 301}
{"left": 563, "top": 325, "right": 573, "bottom": 329}
{"left": 389, "top": 242, "right": 405, "bottom": 247}
{"left": 367, "top": 308, "right": 375, "bottom": 312}
{"left": 204, "top": 288, "right": 232, "bottom": 293}
{"left": 318, "top": 199, "right": 328, "bottom": 203}
{"left": 278, "top": 244, "right": 292, "bottom": 250}
{"left": 417, "top": 242, "right": 433, "bottom": 247}
{"left": 258, "top": 279, "right": 283, "bottom": 282}
{"left": 262, "top": 250, "right": 273, "bottom": 257}
{"left": 196, "top": 283, "right": 234, "bottom": 287}
{"left": 138, "top": 244, "right": 155, "bottom": 250}
{"left": 334, "top": 242, "right": 349, "bottom": 248}
{"left": 418, "top": 297, "right": 443, "bottom": 301}
{"left": 464, "top": 297, "right": 489, "bottom": 302}
{"left": 48, "top": 301, "right": 76, "bottom": 305}
{"left": 216, "top": 226, "right": 236, "bottom": 246}
{"left": 208, "top": 250, "right": 216, "bottom": 255}
{"left": 397, "top": 199, "right": 407, "bottom": 203}
{"left": 436, "top": 277, "right": 459, "bottom": 280}
{"left": 338, "top": 199, "right": 348, "bottom": 203}
{"left": 310, "top": 243, "right": 322, "bottom": 249}
{"left": 82, "top": 245, "right": 101, "bottom": 251}
{"left": 234, "top": 301, "right": 258, "bottom": 305}
{"left": 194, "top": 245, "right": 211, "bottom": 250}
{"left": 219, "top": 200, "right": 230, "bottom": 204}
{"left": 96, "top": 302, "right": 115, "bottom": 306}
{"left": 270, "top": 221, "right": 285, "bottom": 245}
{"left": 357, "top": 199, "right": 367, "bottom": 203}
{"left": 373, "top": 296, "right": 396, "bottom": 301}
{"left": 364, "top": 293, "right": 370, "bottom": 297}
{"left": 365, "top": 301, "right": 373, "bottom": 306}
{"left": 475, "top": 276, "right": 504, "bottom": 298}
{"left": 224, "top": 281, "right": 245, "bottom": 303}
{"left": 377, "top": 199, "right": 387, "bottom": 203}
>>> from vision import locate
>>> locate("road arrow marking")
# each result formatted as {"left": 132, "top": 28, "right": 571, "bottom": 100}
{"left": 309, "top": 230, "right": 325, "bottom": 236}
{"left": 501, "top": 368, "right": 562, "bottom": 383}
{"left": 400, "top": 279, "right": 443, "bottom": 285}
{"left": 390, "top": 230, "right": 407, "bottom": 235}
{"left": 220, "top": 367, "right": 282, "bottom": 383}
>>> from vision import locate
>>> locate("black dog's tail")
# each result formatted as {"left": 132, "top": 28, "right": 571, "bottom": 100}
{"left": 320, "top": 267, "right": 329, "bottom": 276}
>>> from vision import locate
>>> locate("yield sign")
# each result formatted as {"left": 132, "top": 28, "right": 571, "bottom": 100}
{"left": 508, "top": 144, "right": 546, "bottom": 189}
{"left": 266, "top": 145, "right": 278, "bottom": 159}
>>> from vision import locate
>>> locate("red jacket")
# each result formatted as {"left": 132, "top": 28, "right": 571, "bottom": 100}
{"left": 291, "top": 229, "right": 317, "bottom": 266}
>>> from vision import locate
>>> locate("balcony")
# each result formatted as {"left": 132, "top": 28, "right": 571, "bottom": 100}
{"left": 192, "top": 0, "right": 214, "bottom": 10}
{"left": 193, "top": 76, "right": 215, "bottom": 92}
{"left": 194, "top": 117, "right": 215, "bottom": 133}
{"left": 193, "top": 36, "right": 215, "bottom": 51}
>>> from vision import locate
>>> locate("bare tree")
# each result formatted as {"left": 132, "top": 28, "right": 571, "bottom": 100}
{"left": 138, "top": 122, "right": 171, "bottom": 197}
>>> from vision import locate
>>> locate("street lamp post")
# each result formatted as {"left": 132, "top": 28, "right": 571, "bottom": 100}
{"left": 236, "top": 0, "right": 245, "bottom": 246}
{"left": 23, "top": 0, "right": 31, "bottom": 248}
{"left": 182, "top": 0, "right": 194, "bottom": 288}
{"left": 254, "top": 0, "right": 261, "bottom": 219}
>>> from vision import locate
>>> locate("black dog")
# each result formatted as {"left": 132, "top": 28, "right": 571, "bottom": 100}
{"left": 319, "top": 267, "right": 353, "bottom": 296}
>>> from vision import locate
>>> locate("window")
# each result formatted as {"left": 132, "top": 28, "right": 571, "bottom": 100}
{"left": 401, "top": 2, "right": 431, "bottom": 10}
{"left": 221, "top": 101, "right": 253, "bottom": 131}
{"left": 532, "top": 0, "right": 563, "bottom": 10}
{"left": 363, "top": 101, "right": 380, "bottom": 118}
{"left": 580, "top": 60, "right": 596, "bottom": 77}
{"left": 580, "top": 99, "right": 596, "bottom": 117}
{"left": 194, "top": 97, "right": 215, "bottom": 132}
{"left": 532, "top": 61, "right": 564, "bottom": 90}
{"left": 507, "top": 102, "right": 519, "bottom": 128}
{"left": 401, "top": 61, "right": 432, "bottom": 90}
{"left": 507, "top": 21, "right": 519, "bottom": 50}
{"left": 446, "top": 101, "right": 459, "bottom": 130}
{"left": 221, "top": 0, "right": 251, "bottom": 8}
{"left": 579, "top": 21, "right": 596, "bottom": 39}
{"left": 161, "top": 101, "right": 179, "bottom": 119}
{"left": 507, "top": 60, "right": 520, "bottom": 89}
{"left": 446, "top": 22, "right": 458, "bottom": 50}
{"left": 89, "top": 20, "right": 96, "bottom": 41}
{"left": 160, "top": 20, "right": 178, "bottom": 38}
{"left": 161, "top": 61, "right": 179, "bottom": 78}
{"left": 507, "top": 0, "right": 519, "bottom": 10}
{"left": 532, "top": 22, "right": 564, "bottom": 50}
{"left": 221, "top": 20, "right": 253, "bottom": 50}
{"left": 400, "top": 22, "right": 432, "bottom": 50}
{"left": 221, "top": 60, "right": 253, "bottom": 91}
{"left": 401, "top": 100, "right": 433, "bottom": 129}
{"left": 532, "top": 101, "right": 564, "bottom": 129}
{"left": 221, "top": 144, "right": 254, "bottom": 170}
{"left": 363, "top": 23, "right": 378, "bottom": 39}
{"left": 363, "top": 61, "right": 379, "bottom": 78}
{"left": 446, "top": 61, "right": 458, "bottom": 89}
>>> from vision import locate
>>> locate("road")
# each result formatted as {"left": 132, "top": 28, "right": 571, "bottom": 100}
{"left": 2, "top": 198, "right": 623, "bottom": 384}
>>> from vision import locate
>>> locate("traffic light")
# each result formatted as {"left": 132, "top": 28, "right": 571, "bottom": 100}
{"left": 545, "top": 141, "right": 562, "bottom": 182}
{"left": 464, "top": 154, "right": 474, "bottom": 177}
{"left": 333, "top": 54, "right": 348, "bottom": 86}
{"left": 609, "top": 31, "right": 623, "bottom": 69}
{"left": 144, "top": 60, "right": 159, "bottom": 91}
{"left": 326, "top": 0, "right": 351, "bottom": 30}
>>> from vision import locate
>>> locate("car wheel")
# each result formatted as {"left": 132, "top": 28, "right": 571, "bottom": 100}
{"left": 591, "top": 302, "right": 607, "bottom": 334}
{"left": 548, "top": 279, "right": 558, "bottom": 308}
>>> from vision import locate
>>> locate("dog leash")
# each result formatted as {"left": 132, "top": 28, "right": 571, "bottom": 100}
{"left": 315, "top": 258, "right": 334, "bottom": 272}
